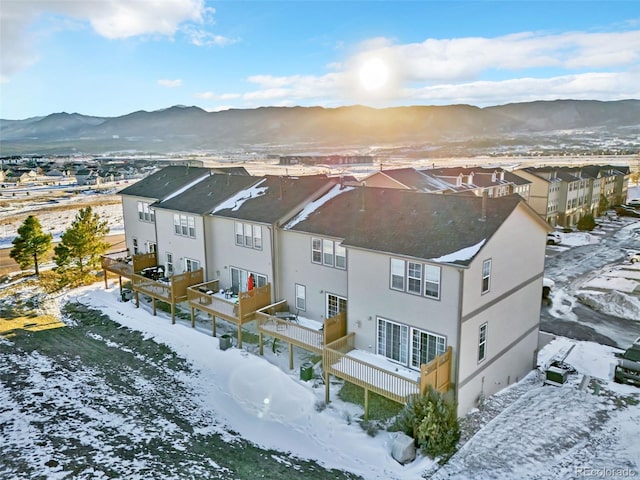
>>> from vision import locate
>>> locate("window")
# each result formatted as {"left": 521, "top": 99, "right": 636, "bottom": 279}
{"left": 173, "top": 214, "right": 196, "bottom": 238}
{"left": 411, "top": 328, "right": 446, "bottom": 368}
{"left": 312, "top": 237, "right": 345, "bottom": 269}
{"left": 326, "top": 293, "right": 346, "bottom": 319}
{"left": 230, "top": 267, "right": 267, "bottom": 293}
{"left": 478, "top": 323, "right": 487, "bottom": 362}
{"left": 390, "top": 259, "right": 405, "bottom": 290}
{"left": 244, "top": 223, "right": 252, "bottom": 247}
{"left": 146, "top": 242, "right": 156, "bottom": 253}
{"left": 165, "top": 252, "right": 173, "bottom": 276}
{"left": 335, "top": 244, "right": 346, "bottom": 269}
{"left": 323, "top": 239, "right": 334, "bottom": 266}
{"left": 185, "top": 258, "right": 200, "bottom": 272}
{"left": 377, "top": 318, "right": 409, "bottom": 364}
{"left": 424, "top": 265, "right": 441, "bottom": 299}
{"left": 482, "top": 259, "right": 492, "bottom": 294}
{"left": 407, "top": 262, "right": 422, "bottom": 294}
{"left": 295, "top": 284, "right": 306, "bottom": 311}
{"left": 378, "top": 317, "right": 446, "bottom": 369}
{"left": 132, "top": 238, "right": 139, "bottom": 255}
{"left": 137, "top": 201, "right": 154, "bottom": 222}
{"left": 253, "top": 226, "right": 262, "bottom": 249}
{"left": 235, "top": 222, "right": 262, "bottom": 250}
{"left": 235, "top": 222, "right": 243, "bottom": 245}
{"left": 311, "top": 238, "right": 322, "bottom": 264}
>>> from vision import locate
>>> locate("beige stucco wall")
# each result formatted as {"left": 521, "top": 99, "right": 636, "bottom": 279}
{"left": 121, "top": 195, "right": 158, "bottom": 255}
{"left": 154, "top": 208, "right": 206, "bottom": 277}
{"left": 346, "top": 247, "right": 461, "bottom": 358}
{"left": 277, "top": 229, "right": 348, "bottom": 322}
{"left": 205, "top": 216, "right": 274, "bottom": 292}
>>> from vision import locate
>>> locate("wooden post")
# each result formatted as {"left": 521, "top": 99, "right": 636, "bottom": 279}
{"left": 212, "top": 315, "right": 216, "bottom": 337}
{"left": 152, "top": 298, "right": 156, "bottom": 316}
{"left": 191, "top": 306, "right": 195, "bottom": 328}
{"left": 364, "top": 388, "right": 369, "bottom": 420}
{"left": 289, "top": 342, "right": 293, "bottom": 370}
{"left": 119, "top": 276, "right": 123, "bottom": 294}
{"left": 238, "top": 325, "right": 242, "bottom": 348}
{"left": 259, "top": 332, "right": 264, "bottom": 355}
{"left": 135, "top": 291, "right": 139, "bottom": 308}
{"left": 325, "top": 371, "right": 330, "bottom": 404}
{"left": 103, "top": 270, "right": 108, "bottom": 288}
{"left": 171, "top": 303, "right": 175, "bottom": 324}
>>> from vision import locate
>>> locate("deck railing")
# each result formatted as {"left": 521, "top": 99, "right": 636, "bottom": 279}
{"left": 186, "top": 281, "right": 272, "bottom": 347}
{"left": 324, "top": 333, "right": 420, "bottom": 405}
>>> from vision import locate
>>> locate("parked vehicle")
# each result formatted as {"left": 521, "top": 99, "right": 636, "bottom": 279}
{"left": 615, "top": 205, "right": 640, "bottom": 218}
{"left": 546, "top": 232, "right": 562, "bottom": 245}
{"left": 614, "top": 337, "right": 640, "bottom": 386}
{"left": 627, "top": 198, "right": 640, "bottom": 208}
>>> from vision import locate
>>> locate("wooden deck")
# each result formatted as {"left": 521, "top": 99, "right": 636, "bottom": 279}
{"left": 256, "top": 301, "right": 346, "bottom": 369}
{"left": 187, "top": 281, "right": 272, "bottom": 347}
{"left": 131, "top": 268, "right": 204, "bottom": 323}
{"left": 101, "top": 252, "right": 157, "bottom": 292}
{"left": 323, "top": 333, "right": 452, "bottom": 418}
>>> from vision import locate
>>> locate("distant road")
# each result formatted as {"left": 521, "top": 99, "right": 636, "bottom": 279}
{"left": 0, "top": 233, "right": 126, "bottom": 275}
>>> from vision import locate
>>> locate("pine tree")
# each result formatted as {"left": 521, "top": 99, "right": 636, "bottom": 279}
{"left": 9, "top": 215, "right": 53, "bottom": 275}
{"left": 54, "top": 207, "right": 110, "bottom": 275}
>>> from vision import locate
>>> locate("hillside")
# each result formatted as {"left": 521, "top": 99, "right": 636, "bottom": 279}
{"left": 1, "top": 100, "right": 639, "bottom": 156}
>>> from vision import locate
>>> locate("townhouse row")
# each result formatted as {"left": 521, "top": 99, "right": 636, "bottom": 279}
{"left": 363, "top": 164, "right": 630, "bottom": 228}
{"left": 114, "top": 165, "right": 550, "bottom": 416}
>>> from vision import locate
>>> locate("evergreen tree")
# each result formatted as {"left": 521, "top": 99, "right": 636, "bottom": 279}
{"left": 9, "top": 215, "right": 53, "bottom": 275}
{"left": 54, "top": 207, "right": 110, "bottom": 275}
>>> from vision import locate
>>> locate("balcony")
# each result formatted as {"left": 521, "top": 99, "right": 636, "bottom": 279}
{"left": 256, "top": 301, "right": 347, "bottom": 369}
{"left": 186, "top": 281, "right": 272, "bottom": 347}
{"left": 101, "top": 252, "right": 157, "bottom": 291}
{"left": 323, "top": 333, "right": 452, "bottom": 418}
{"left": 131, "top": 268, "right": 204, "bottom": 323}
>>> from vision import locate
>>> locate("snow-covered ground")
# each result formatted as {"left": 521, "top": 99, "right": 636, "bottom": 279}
{"left": 3, "top": 283, "right": 633, "bottom": 479}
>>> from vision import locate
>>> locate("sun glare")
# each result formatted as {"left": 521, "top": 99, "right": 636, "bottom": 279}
{"left": 358, "top": 57, "right": 390, "bottom": 92}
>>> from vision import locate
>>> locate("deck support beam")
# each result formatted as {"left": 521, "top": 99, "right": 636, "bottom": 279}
{"left": 237, "top": 325, "right": 243, "bottom": 348}
{"left": 190, "top": 306, "right": 195, "bottom": 328}
{"left": 259, "top": 332, "right": 264, "bottom": 355}
{"left": 364, "top": 388, "right": 370, "bottom": 420}
{"left": 212, "top": 315, "right": 217, "bottom": 337}
{"left": 289, "top": 343, "right": 293, "bottom": 370}
{"left": 325, "top": 371, "right": 330, "bottom": 404}
{"left": 135, "top": 291, "right": 139, "bottom": 308}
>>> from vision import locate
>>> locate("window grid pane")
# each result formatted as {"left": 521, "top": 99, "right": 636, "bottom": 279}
{"left": 253, "top": 226, "right": 262, "bottom": 249}
{"left": 407, "top": 262, "right": 422, "bottom": 294}
{"left": 335, "top": 244, "right": 346, "bottom": 269}
{"left": 390, "top": 259, "right": 405, "bottom": 290}
{"left": 312, "top": 238, "right": 322, "bottom": 263}
{"left": 235, "top": 223, "right": 243, "bottom": 245}
{"left": 323, "top": 239, "right": 334, "bottom": 266}
{"left": 424, "top": 265, "right": 440, "bottom": 299}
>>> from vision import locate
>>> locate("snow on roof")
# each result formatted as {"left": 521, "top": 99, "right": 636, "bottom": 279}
{"left": 211, "top": 178, "right": 268, "bottom": 214}
{"left": 429, "top": 238, "right": 486, "bottom": 264}
{"left": 283, "top": 184, "right": 354, "bottom": 229}
{"left": 159, "top": 173, "right": 211, "bottom": 203}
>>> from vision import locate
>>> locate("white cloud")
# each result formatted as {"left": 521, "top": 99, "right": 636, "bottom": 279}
{"left": 183, "top": 27, "right": 237, "bottom": 47}
{"left": 158, "top": 79, "right": 183, "bottom": 88}
{"left": 0, "top": 0, "right": 218, "bottom": 80}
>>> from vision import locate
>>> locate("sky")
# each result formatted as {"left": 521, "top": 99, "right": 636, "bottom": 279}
{"left": 1, "top": 0, "right": 639, "bottom": 120}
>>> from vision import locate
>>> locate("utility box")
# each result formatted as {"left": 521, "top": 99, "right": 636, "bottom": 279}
{"left": 300, "top": 362, "right": 313, "bottom": 381}
{"left": 219, "top": 334, "right": 232, "bottom": 351}
{"left": 545, "top": 365, "right": 570, "bottom": 386}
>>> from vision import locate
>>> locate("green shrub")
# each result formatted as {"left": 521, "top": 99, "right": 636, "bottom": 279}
{"left": 577, "top": 214, "right": 596, "bottom": 231}
{"left": 391, "top": 386, "right": 460, "bottom": 460}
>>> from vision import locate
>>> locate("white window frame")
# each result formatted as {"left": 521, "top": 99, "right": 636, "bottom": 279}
{"left": 146, "top": 242, "right": 156, "bottom": 254}
{"left": 335, "top": 243, "right": 346, "bottom": 269}
{"left": 174, "top": 214, "right": 181, "bottom": 235}
{"left": 230, "top": 266, "right": 267, "bottom": 293}
{"left": 390, "top": 258, "right": 405, "bottom": 291}
{"left": 137, "top": 201, "right": 154, "bottom": 222}
{"left": 165, "top": 252, "right": 174, "bottom": 276}
{"left": 424, "top": 265, "right": 441, "bottom": 300}
{"left": 235, "top": 222, "right": 244, "bottom": 245}
{"left": 244, "top": 223, "right": 252, "bottom": 247}
{"left": 482, "top": 259, "right": 492, "bottom": 294}
{"left": 326, "top": 293, "right": 346, "bottom": 319}
{"left": 132, "top": 238, "right": 139, "bottom": 255}
{"left": 407, "top": 261, "right": 422, "bottom": 295}
{"left": 185, "top": 258, "right": 200, "bottom": 272}
{"left": 478, "top": 323, "right": 487, "bottom": 362}
{"left": 377, "top": 317, "right": 409, "bottom": 365}
{"left": 173, "top": 214, "right": 196, "bottom": 238}
{"left": 295, "top": 284, "right": 306, "bottom": 311}
{"left": 322, "top": 239, "right": 334, "bottom": 266}
{"left": 410, "top": 327, "right": 446, "bottom": 369}
{"left": 311, "top": 238, "right": 322, "bottom": 264}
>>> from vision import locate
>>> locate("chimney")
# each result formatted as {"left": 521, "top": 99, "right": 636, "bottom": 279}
{"left": 480, "top": 190, "right": 488, "bottom": 222}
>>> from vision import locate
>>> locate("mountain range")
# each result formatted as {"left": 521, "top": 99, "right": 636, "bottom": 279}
{"left": 1, "top": 99, "right": 639, "bottom": 156}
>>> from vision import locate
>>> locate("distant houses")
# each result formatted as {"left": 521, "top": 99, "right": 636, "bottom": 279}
{"left": 112, "top": 164, "right": 551, "bottom": 417}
